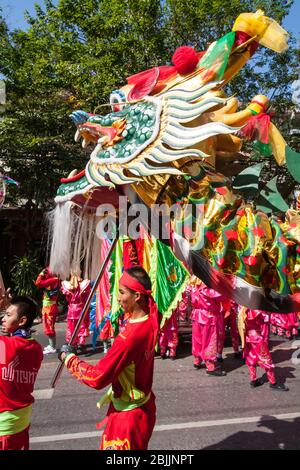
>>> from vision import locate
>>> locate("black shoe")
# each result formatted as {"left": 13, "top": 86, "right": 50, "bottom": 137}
{"left": 250, "top": 378, "right": 263, "bottom": 388}
{"left": 269, "top": 382, "right": 289, "bottom": 391}
{"left": 217, "top": 356, "right": 223, "bottom": 363}
{"left": 206, "top": 369, "right": 226, "bottom": 377}
{"left": 234, "top": 351, "right": 242, "bottom": 359}
{"left": 161, "top": 353, "right": 167, "bottom": 360}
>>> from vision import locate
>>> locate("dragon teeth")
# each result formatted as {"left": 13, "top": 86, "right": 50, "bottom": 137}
{"left": 75, "top": 129, "right": 81, "bottom": 142}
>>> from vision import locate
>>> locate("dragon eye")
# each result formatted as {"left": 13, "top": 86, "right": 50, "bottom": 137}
{"left": 110, "top": 89, "right": 126, "bottom": 112}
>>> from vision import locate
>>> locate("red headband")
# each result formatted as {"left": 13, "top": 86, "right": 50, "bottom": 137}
{"left": 119, "top": 271, "right": 152, "bottom": 296}
{"left": 119, "top": 271, "right": 159, "bottom": 349}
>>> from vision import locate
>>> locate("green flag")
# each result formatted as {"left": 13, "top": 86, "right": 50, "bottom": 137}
{"left": 109, "top": 238, "right": 124, "bottom": 334}
{"left": 199, "top": 31, "right": 236, "bottom": 81}
{"left": 150, "top": 239, "right": 189, "bottom": 327}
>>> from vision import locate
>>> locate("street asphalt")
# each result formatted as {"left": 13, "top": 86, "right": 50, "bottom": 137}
{"left": 29, "top": 318, "right": 300, "bottom": 450}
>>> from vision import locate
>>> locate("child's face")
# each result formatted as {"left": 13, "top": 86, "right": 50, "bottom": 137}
{"left": 1, "top": 305, "right": 26, "bottom": 334}
{"left": 118, "top": 284, "right": 140, "bottom": 313}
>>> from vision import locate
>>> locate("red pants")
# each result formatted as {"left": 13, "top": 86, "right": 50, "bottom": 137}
{"left": 0, "top": 427, "right": 29, "bottom": 450}
{"left": 42, "top": 304, "right": 58, "bottom": 337}
{"left": 192, "top": 315, "right": 223, "bottom": 371}
{"left": 159, "top": 314, "right": 178, "bottom": 358}
{"left": 100, "top": 394, "right": 156, "bottom": 450}
{"left": 244, "top": 321, "right": 276, "bottom": 384}
{"left": 66, "top": 316, "right": 89, "bottom": 346}
{"left": 219, "top": 312, "right": 240, "bottom": 354}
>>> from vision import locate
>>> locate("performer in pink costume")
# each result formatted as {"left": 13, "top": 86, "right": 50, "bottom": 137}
{"left": 159, "top": 307, "right": 179, "bottom": 360}
{"left": 218, "top": 300, "right": 241, "bottom": 361}
{"left": 269, "top": 195, "right": 300, "bottom": 341}
{"left": 159, "top": 284, "right": 192, "bottom": 359}
{"left": 241, "top": 307, "right": 288, "bottom": 391}
{"left": 61, "top": 275, "right": 91, "bottom": 348}
{"left": 270, "top": 312, "right": 299, "bottom": 339}
{"left": 190, "top": 279, "right": 226, "bottom": 376}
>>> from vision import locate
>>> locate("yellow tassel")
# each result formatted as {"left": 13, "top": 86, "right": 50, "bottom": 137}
{"left": 233, "top": 10, "right": 289, "bottom": 53}
{"left": 269, "top": 122, "right": 287, "bottom": 166}
{"left": 237, "top": 306, "right": 247, "bottom": 349}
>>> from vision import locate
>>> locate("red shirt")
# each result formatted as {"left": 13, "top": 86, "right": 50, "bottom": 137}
{"left": 0, "top": 335, "right": 43, "bottom": 412}
{"left": 66, "top": 315, "right": 156, "bottom": 400}
{"left": 35, "top": 271, "right": 60, "bottom": 304}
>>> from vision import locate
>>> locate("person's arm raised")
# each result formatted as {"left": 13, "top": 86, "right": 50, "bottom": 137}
{"left": 0, "top": 287, "right": 12, "bottom": 310}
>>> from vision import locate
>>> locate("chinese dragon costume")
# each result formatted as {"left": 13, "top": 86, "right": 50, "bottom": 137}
{"left": 48, "top": 10, "right": 300, "bottom": 314}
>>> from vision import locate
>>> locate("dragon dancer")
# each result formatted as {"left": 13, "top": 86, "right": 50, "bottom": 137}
{"left": 61, "top": 274, "right": 91, "bottom": 350}
{"left": 35, "top": 267, "right": 60, "bottom": 354}
{"left": 58, "top": 266, "right": 159, "bottom": 450}
{"left": 239, "top": 307, "right": 289, "bottom": 391}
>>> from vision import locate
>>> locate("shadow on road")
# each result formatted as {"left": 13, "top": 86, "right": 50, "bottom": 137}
{"left": 256, "top": 366, "right": 296, "bottom": 387}
{"left": 269, "top": 337, "right": 294, "bottom": 350}
{"left": 176, "top": 334, "right": 193, "bottom": 359}
{"left": 203, "top": 415, "right": 300, "bottom": 450}
{"left": 222, "top": 353, "right": 245, "bottom": 373}
{"left": 271, "top": 347, "right": 297, "bottom": 365}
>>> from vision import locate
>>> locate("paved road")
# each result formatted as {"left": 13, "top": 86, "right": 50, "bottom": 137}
{"left": 30, "top": 320, "right": 300, "bottom": 450}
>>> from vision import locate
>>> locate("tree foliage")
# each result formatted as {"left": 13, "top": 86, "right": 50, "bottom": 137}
{"left": 0, "top": 0, "right": 298, "bottom": 212}
{"left": 10, "top": 255, "right": 42, "bottom": 298}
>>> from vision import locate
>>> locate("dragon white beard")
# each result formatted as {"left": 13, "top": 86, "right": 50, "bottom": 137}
{"left": 47, "top": 202, "right": 102, "bottom": 281}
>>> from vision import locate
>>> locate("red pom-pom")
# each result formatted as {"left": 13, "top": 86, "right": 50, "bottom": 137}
{"left": 172, "top": 46, "right": 199, "bottom": 75}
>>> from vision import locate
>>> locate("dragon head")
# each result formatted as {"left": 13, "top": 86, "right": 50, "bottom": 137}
{"left": 55, "top": 10, "right": 289, "bottom": 208}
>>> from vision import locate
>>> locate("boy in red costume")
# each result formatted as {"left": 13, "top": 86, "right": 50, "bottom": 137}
{"left": 35, "top": 267, "right": 60, "bottom": 354}
{"left": 59, "top": 266, "right": 159, "bottom": 450}
{"left": 240, "top": 307, "right": 289, "bottom": 391}
{"left": 0, "top": 296, "right": 43, "bottom": 450}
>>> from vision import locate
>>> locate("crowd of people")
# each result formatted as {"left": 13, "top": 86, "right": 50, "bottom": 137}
{"left": 159, "top": 276, "right": 297, "bottom": 389}
{"left": 0, "top": 265, "right": 298, "bottom": 450}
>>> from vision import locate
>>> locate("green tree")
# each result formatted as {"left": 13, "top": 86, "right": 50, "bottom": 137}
{"left": 0, "top": 0, "right": 298, "bottom": 256}
{"left": 164, "top": 1, "right": 298, "bottom": 105}
{"left": 0, "top": 0, "right": 166, "bottom": 211}
{"left": 10, "top": 255, "right": 42, "bottom": 298}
